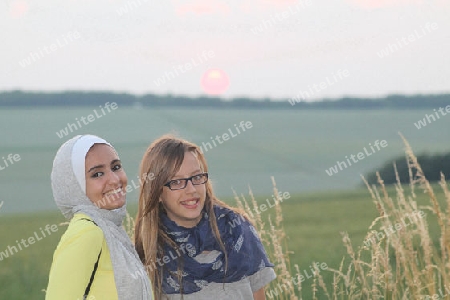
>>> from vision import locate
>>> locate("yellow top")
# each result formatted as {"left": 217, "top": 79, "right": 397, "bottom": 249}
{"left": 46, "top": 213, "right": 118, "bottom": 300}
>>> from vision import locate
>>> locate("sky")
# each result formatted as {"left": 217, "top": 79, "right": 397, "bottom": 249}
{"left": 1, "top": 0, "right": 449, "bottom": 100}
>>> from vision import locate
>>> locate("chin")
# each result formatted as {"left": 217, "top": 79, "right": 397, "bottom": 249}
{"left": 115, "top": 198, "right": 127, "bottom": 208}
{"left": 101, "top": 198, "right": 126, "bottom": 210}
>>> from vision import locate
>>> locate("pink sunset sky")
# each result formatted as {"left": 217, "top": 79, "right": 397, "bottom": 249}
{"left": 1, "top": 0, "right": 449, "bottom": 100}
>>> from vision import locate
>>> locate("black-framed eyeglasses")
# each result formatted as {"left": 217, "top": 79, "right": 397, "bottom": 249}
{"left": 163, "top": 172, "right": 209, "bottom": 191}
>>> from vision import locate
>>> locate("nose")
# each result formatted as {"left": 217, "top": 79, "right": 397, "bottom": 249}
{"left": 184, "top": 179, "right": 197, "bottom": 193}
{"left": 107, "top": 170, "right": 121, "bottom": 186}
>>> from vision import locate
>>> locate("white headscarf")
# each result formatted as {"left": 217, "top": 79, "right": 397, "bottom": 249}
{"left": 51, "top": 134, "right": 153, "bottom": 299}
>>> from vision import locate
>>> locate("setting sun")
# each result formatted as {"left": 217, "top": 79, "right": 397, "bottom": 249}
{"left": 200, "top": 69, "right": 230, "bottom": 95}
{"left": 9, "top": 0, "right": 29, "bottom": 18}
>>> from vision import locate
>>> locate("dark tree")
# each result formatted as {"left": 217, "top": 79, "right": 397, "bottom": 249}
{"left": 365, "top": 153, "right": 450, "bottom": 185}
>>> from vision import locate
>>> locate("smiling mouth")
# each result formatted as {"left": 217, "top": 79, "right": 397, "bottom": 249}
{"left": 181, "top": 198, "right": 200, "bottom": 208}
{"left": 103, "top": 187, "right": 124, "bottom": 198}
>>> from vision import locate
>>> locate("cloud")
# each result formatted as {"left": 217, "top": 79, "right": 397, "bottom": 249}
{"left": 171, "top": 0, "right": 304, "bottom": 16}
{"left": 9, "top": 0, "right": 29, "bottom": 18}
{"left": 345, "top": 0, "right": 422, "bottom": 9}
{"left": 172, "top": 0, "right": 230, "bottom": 16}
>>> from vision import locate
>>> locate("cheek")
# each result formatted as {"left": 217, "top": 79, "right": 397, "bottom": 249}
{"left": 86, "top": 180, "right": 103, "bottom": 201}
{"left": 161, "top": 190, "right": 179, "bottom": 207}
{"left": 162, "top": 192, "right": 173, "bottom": 205}
{"left": 199, "top": 185, "right": 207, "bottom": 197}
{"left": 120, "top": 172, "right": 128, "bottom": 185}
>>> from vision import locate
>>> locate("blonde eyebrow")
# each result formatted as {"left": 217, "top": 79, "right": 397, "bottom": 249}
{"left": 172, "top": 169, "right": 202, "bottom": 179}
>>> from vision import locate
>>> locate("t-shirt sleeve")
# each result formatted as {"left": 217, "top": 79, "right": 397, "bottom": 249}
{"left": 45, "top": 220, "right": 103, "bottom": 300}
{"left": 248, "top": 267, "right": 277, "bottom": 292}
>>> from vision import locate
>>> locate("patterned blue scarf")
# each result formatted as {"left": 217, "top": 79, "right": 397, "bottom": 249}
{"left": 160, "top": 205, "right": 274, "bottom": 294}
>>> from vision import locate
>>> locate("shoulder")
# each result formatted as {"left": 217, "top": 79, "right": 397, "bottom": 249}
{"left": 213, "top": 205, "right": 244, "bottom": 222}
{"left": 62, "top": 213, "right": 104, "bottom": 247}
{"left": 213, "top": 205, "right": 252, "bottom": 232}
{"left": 248, "top": 267, "right": 277, "bottom": 292}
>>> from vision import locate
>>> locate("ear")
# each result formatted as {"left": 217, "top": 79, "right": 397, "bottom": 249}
{"left": 159, "top": 197, "right": 166, "bottom": 212}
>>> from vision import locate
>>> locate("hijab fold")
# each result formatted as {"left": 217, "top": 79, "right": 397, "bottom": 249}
{"left": 51, "top": 135, "right": 153, "bottom": 300}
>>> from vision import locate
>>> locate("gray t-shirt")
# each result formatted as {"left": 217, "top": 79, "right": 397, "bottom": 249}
{"left": 162, "top": 250, "right": 276, "bottom": 300}
{"left": 162, "top": 267, "right": 276, "bottom": 300}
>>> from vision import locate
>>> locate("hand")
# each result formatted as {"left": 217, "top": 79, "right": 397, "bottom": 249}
{"left": 253, "top": 287, "right": 266, "bottom": 300}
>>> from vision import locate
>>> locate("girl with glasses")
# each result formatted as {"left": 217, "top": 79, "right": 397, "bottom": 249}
{"left": 134, "top": 135, "right": 276, "bottom": 300}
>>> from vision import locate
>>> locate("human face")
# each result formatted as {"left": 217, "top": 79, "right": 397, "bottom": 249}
{"left": 85, "top": 144, "right": 128, "bottom": 210}
{"left": 160, "top": 151, "right": 206, "bottom": 228}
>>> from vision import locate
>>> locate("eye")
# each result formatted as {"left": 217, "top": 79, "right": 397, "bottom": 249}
{"left": 91, "top": 172, "right": 104, "bottom": 178}
{"left": 112, "top": 164, "right": 122, "bottom": 171}
{"left": 171, "top": 179, "right": 182, "bottom": 186}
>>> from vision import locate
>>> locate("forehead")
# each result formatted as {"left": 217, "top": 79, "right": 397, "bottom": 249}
{"left": 174, "top": 152, "right": 201, "bottom": 174}
{"left": 85, "top": 144, "right": 118, "bottom": 162}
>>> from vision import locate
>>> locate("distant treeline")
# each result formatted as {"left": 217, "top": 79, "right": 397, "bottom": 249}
{"left": 365, "top": 153, "right": 450, "bottom": 185}
{"left": 0, "top": 91, "right": 449, "bottom": 109}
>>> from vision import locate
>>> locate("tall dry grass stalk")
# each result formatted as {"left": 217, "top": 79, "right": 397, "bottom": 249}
{"left": 125, "top": 211, "right": 136, "bottom": 241}
{"left": 320, "top": 135, "right": 450, "bottom": 299}
{"left": 233, "top": 176, "right": 303, "bottom": 300}
{"left": 234, "top": 136, "right": 450, "bottom": 300}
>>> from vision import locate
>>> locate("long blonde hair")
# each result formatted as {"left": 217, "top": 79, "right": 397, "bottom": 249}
{"left": 134, "top": 134, "right": 243, "bottom": 299}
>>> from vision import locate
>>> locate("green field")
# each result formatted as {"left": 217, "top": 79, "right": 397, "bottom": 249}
{"left": 0, "top": 107, "right": 449, "bottom": 298}
{"left": 0, "top": 107, "right": 449, "bottom": 215}
{"left": 0, "top": 185, "right": 444, "bottom": 299}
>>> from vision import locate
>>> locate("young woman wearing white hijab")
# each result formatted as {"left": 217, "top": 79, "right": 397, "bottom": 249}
{"left": 46, "top": 134, "right": 153, "bottom": 300}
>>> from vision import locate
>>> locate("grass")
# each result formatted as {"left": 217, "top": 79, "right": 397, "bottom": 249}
{"left": 0, "top": 189, "right": 376, "bottom": 299}
{"left": 2, "top": 107, "right": 449, "bottom": 215}
{"left": 1, "top": 185, "right": 444, "bottom": 299}
{"left": 243, "top": 137, "right": 449, "bottom": 300}
{"left": 326, "top": 136, "right": 450, "bottom": 300}
{"left": 1, "top": 141, "right": 448, "bottom": 300}
{"left": 0, "top": 212, "right": 65, "bottom": 299}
